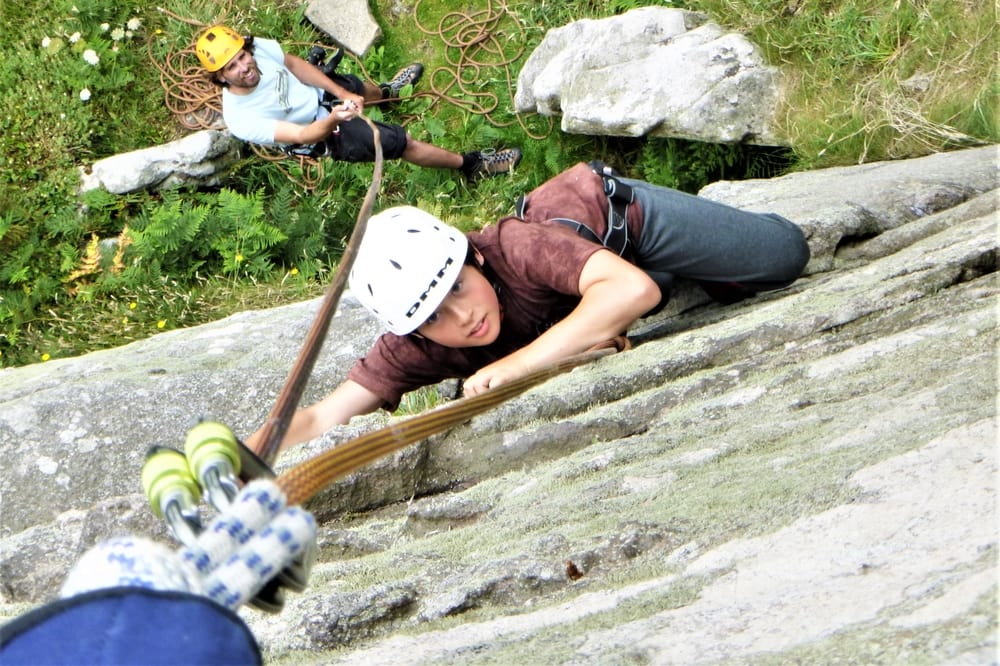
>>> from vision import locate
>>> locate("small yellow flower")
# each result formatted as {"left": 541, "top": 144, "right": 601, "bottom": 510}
{"left": 41, "top": 353, "right": 51, "bottom": 361}
{"left": 129, "top": 302, "right": 137, "bottom": 310}
{"left": 235, "top": 253, "right": 244, "bottom": 263}
{"left": 122, "top": 317, "right": 128, "bottom": 324}
{"left": 290, "top": 267, "right": 299, "bottom": 276}
{"left": 157, "top": 320, "right": 166, "bottom": 329}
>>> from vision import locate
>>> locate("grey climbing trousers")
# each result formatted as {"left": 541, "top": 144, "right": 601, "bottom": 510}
{"left": 622, "top": 177, "right": 810, "bottom": 301}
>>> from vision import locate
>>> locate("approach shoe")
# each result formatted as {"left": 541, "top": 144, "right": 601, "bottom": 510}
{"left": 381, "top": 63, "right": 424, "bottom": 99}
{"left": 463, "top": 147, "right": 523, "bottom": 183}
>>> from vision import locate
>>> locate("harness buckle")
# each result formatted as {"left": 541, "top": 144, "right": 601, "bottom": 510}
{"left": 587, "top": 161, "right": 632, "bottom": 257}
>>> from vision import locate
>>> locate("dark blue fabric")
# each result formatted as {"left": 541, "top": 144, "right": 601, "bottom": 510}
{"left": 0, "top": 587, "right": 261, "bottom": 665}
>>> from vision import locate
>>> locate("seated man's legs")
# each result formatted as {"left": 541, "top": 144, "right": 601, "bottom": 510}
{"left": 324, "top": 117, "right": 410, "bottom": 162}
{"left": 320, "top": 64, "right": 423, "bottom": 104}
{"left": 325, "top": 117, "right": 521, "bottom": 181}
{"left": 316, "top": 60, "right": 520, "bottom": 179}
{"left": 321, "top": 72, "right": 384, "bottom": 105}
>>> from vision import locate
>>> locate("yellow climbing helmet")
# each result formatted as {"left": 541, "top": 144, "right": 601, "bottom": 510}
{"left": 195, "top": 25, "right": 244, "bottom": 72}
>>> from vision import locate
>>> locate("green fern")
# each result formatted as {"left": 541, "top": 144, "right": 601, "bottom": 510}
{"left": 126, "top": 192, "right": 213, "bottom": 278}
{"left": 0, "top": 243, "right": 35, "bottom": 285}
{"left": 0, "top": 210, "right": 30, "bottom": 254}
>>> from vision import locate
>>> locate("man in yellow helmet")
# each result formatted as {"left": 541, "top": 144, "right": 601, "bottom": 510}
{"left": 195, "top": 26, "right": 521, "bottom": 182}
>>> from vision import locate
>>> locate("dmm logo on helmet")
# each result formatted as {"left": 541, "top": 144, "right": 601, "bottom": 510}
{"left": 405, "top": 257, "right": 455, "bottom": 320}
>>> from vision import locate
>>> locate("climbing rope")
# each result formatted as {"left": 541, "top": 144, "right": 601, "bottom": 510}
{"left": 412, "top": 0, "right": 554, "bottom": 140}
{"left": 149, "top": 35, "right": 220, "bottom": 132}
{"left": 141, "top": 347, "right": 613, "bottom": 610}
{"left": 274, "top": 346, "right": 614, "bottom": 506}
{"left": 252, "top": 114, "right": 384, "bottom": 461}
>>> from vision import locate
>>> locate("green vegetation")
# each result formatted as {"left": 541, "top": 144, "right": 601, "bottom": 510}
{"left": 1, "top": 0, "right": 995, "bottom": 369}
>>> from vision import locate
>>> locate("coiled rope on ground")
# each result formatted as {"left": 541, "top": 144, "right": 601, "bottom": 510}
{"left": 411, "top": 0, "right": 553, "bottom": 140}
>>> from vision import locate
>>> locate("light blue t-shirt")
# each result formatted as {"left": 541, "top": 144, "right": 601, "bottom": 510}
{"left": 221, "top": 38, "right": 325, "bottom": 146}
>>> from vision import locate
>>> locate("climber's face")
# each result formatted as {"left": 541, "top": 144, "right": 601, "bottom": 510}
{"left": 218, "top": 49, "right": 260, "bottom": 92}
{"left": 415, "top": 262, "right": 502, "bottom": 349}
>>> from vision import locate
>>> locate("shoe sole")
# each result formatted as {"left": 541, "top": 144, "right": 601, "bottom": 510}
{"left": 390, "top": 64, "right": 424, "bottom": 96}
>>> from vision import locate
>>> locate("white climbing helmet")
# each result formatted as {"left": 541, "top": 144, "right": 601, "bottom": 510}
{"left": 349, "top": 206, "right": 469, "bottom": 335}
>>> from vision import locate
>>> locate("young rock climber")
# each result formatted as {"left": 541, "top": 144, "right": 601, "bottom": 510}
{"left": 247, "top": 161, "right": 811, "bottom": 455}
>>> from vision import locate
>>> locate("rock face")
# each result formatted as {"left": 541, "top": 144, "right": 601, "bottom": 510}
{"left": 515, "top": 7, "right": 786, "bottom": 145}
{"left": 1, "top": 146, "right": 997, "bottom": 663}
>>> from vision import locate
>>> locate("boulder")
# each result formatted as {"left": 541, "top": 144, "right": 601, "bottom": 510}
{"left": 306, "top": 0, "right": 381, "bottom": 57}
{"left": 515, "top": 7, "right": 786, "bottom": 145}
{"left": 78, "top": 129, "right": 239, "bottom": 194}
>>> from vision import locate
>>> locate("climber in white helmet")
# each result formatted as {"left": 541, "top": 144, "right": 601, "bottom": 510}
{"left": 247, "top": 162, "right": 810, "bottom": 455}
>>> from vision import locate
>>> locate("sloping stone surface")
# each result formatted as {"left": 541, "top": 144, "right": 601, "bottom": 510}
{"left": 1, "top": 146, "right": 996, "bottom": 664}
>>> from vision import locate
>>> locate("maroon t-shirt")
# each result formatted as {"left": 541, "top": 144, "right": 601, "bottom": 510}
{"left": 347, "top": 164, "right": 644, "bottom": 410}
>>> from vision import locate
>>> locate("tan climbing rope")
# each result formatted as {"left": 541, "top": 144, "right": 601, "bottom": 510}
{"left": 412, "top": 0, "right": 554, "bottom": 140}
{"left": 275, "top": 347, "right": 614, "bottom": 505}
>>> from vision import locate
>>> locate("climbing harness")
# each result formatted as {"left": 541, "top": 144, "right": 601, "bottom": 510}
{"left": 281, "top": 48, "right": 348, "bottom": 160}
{"left": 590, "top": 160, "right": 635, "bottom": 258}
{"left": 515, "top": 160, "right": 635, "bottom": 257}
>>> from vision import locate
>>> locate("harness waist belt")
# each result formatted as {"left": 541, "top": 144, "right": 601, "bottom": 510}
{"left": 588, "top": 160, "right": 633, "bottom": 256}
{"left": 514, "top": 162, "right": 634, "bottom": 257}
